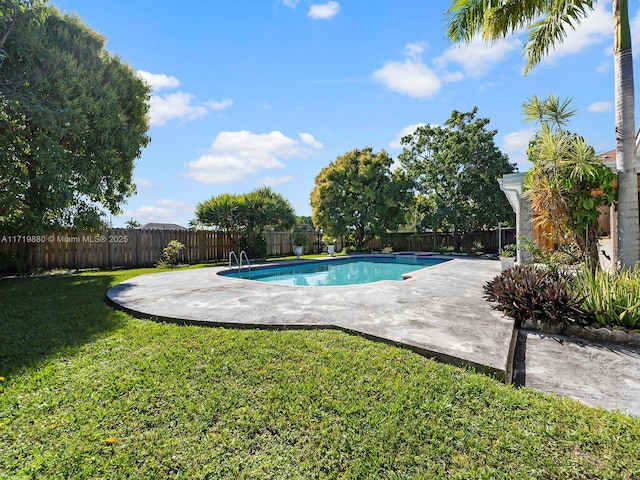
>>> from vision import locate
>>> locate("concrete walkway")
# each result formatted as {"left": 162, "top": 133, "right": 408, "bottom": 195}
{"left": 106, "top": 256, "right": 640, "bottom": 417}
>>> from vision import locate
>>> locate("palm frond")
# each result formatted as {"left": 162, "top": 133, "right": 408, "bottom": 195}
{"left": 524, "top": 0, "right": 595, "bottom": 73}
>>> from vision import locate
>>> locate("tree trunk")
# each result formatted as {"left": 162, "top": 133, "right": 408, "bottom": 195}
{"left": 614, "top": 0, "right": 640, "bottom": 267}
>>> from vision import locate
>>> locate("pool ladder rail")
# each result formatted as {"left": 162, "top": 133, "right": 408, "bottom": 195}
{"left": 229, "top": 250, "right": 252, "bottom": 271}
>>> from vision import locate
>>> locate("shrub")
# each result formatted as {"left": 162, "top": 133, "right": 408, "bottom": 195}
{"left": 500, "top": 244, "right": 516, "bottom": 258}
{"left": 156, "top": 240, "right": 186, "bottom": 268}
{"left": 437, "top": 245, "right": 454, "bottom": 254}
{"left": 470, "top": 241, "right": 484, "bottom": 255}
{"left": 517, "top": 235, "right": 582, "bottom": 273}
{"left": 239, "top": 232, "right": 266, "bottom": 259}
{"left": 483, "top": 265, "right": 589, "bottom": 330}
{"left": 574, "top": 266, "right": 640, "bottom": 329}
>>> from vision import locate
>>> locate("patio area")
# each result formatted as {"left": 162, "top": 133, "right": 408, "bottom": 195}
{"left": 107, "top": 256, "right": 640, "bottom": 416}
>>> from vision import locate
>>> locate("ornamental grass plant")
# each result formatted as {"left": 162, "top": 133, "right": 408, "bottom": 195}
{"left": 574, "top": 265, "right": 640, "bottom": 329}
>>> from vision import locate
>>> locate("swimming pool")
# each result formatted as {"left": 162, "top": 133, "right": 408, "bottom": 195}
{"left": 220, "top": 255, "right": 449, "bottom": 286}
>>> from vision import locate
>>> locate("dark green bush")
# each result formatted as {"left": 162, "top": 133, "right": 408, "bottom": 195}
{"left": 483, "top": 265, "right": 589, "bottom": 330}
{"left": 239, "top": 231, "right": 267, "bottom": 259}
{"left": 0, "top": 251, "right": 23, "bottom": 274}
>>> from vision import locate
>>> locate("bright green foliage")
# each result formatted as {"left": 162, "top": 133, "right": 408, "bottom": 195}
{"left": 446, "top": 0, "right": 595, "bottom": 75}
{"left": 399, "top": 108, "right": 515, "bottom": 251}
{"left": 575, "top": 265, "right": 640, "bottom": 328}
{"left": 156, "top": 240, "right": 186, "bottom": 268}
{"left": 239, "top": 186, "right": 296, "bottom": 233}
{"left": 310, "top": 147, "right": 411, "bottom": 250}
{"left": 523, "top": 95, "right": 616, "bottom": 270}
{"left": 194, "top": 187, "right": 296, "bottom": 258}
{"left": 125, "top": 218, "right": 141, "bottom": 229}
{"left": 193, "top": 193, "right": 242, "bottom": 233}
{"left": 0, "top": 2, "right": 150, "bottom": 233}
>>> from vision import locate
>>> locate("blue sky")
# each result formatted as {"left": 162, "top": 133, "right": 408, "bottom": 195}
{"left": 52, "top": 0, "right": 640, "bottom": 227}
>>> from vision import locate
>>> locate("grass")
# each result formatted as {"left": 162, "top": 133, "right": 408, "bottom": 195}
{"left": 1, "top": 267, "right": 639, "bottom": 479}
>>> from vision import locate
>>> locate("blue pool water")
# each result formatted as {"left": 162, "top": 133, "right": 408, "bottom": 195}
{"left": 221, "top": 256, "right": 448, "bottom": 286}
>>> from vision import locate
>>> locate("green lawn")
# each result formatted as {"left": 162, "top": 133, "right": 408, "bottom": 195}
{"left": 1, "top": 267, "right": 639, "bottom": 479}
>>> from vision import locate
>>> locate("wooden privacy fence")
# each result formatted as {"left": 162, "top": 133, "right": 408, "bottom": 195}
{"left": 0, "top": 228, "right": 514, "bottom": 271}
{"left": 0, "top": 228, "right": 239, "bottom": 271}
{"left": 370, "top": 230, "right": 516, "bottom": 254}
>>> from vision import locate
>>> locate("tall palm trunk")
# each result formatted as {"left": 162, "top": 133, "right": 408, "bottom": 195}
{"left": 614, "top": 0, "right": 640, "bottom": 267}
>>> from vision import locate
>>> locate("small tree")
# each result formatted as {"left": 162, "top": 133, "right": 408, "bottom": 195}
{"left": 193, "top": 187, "right": 296, "bottom": 259}
{"left": 399, "top": 108, "right": 516, "bottom": 251}
{"left": 156, "top": 240, "right": 185, "bottom": 268}
{"left": 310, "top": 147, "right": 411, "bottom": 250}
{"left": 125, "top": 218, "right": 141, "bottom": 229}
{"left": 523, "top": 95, "right": 616, "bottom": 270}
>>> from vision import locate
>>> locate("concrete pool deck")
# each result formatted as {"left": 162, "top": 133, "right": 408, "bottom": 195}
{"left": 107, "top": 255, "right": 640, "bottom": 417}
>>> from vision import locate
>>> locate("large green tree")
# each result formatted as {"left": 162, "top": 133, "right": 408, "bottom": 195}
{"left": 446, "top": 0, "right": 639, "bottom": 266}
{"left": 399, "top": 108, "right": 516, "bottom": 251}
{"left": 0, "top": 2, "right": 150, "bottom": 233}
{"left": 311, "top": 147, "right": 411, "bottom": 250}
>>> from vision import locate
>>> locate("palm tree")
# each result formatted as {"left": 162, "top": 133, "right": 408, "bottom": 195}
{"left": 446, "top": 0, "right": 640, "bottom": 267}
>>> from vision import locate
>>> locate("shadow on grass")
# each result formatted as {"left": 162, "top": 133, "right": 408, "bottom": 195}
{"left": 0, "top": 273, "right": 127, "bottom": 377}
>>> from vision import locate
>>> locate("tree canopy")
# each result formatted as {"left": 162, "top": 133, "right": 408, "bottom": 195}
{"left": 193, "top": 187, "right": 296, "bottom": 258}
{"left": 398, "top": 108, "right": 515, "bottom": 251}
{"left": 0, "top": 2, "right": 150, "bottom": 233}
{"left": 310, "top": 147, "right": 411, "bottom": 250}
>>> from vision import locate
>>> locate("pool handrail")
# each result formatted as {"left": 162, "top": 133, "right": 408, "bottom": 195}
{"left": 240, "top": 250, "right": 251, "bottom": 270}
{"left": 229, "top": 250, "right": 251, "bottom": 271}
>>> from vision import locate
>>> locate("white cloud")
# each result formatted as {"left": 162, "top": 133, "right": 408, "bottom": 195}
{"left": 299, "top": 132, "right": 323, "bottom": 149}
{"left": 134, "top": 177, "right": 153, "bottom": 188}
{"left": 206, "top": 99, "right": 234, "bottom": 110}
{"left": 156, "top": 199, "right": 192, "bottom": 209}
{"left": 501, "top": 128, "right": 536, "bottom": 165}
{"left": 372, "top": 60, "right": 442, "bottom": 99}
{"left": 588, "top": 101, "right": 612, "bottom": 113}
{"left": 127, "top": 205, "right": 174, "bottom": 218}
{"left": 308, "top": 1, "right": 340, "bottom": 20}
{"left": 542, "top": 2, "right": 611, "bottom": 65}
{"left": 122, "top": 199, "right": 193, "bottom": 224}
{"left": 137, "top": 70, "right": 180, "bottom": 90}
{"left": 389, "top": 123, "right": 427, "bottom": 149}
{"left": 436, "top": 36, "right": 521, "bottom": 78}
{"left": 373, "top": 41, "right": 469, "bottom": 98}
{"left": 150, "top": 92, "right": 210, "bottom": 126}
{"left": 262, "top": 176, "right": 295, "bottom": 187}
{"left": 185, "top": 130, "right": 323, "bottom": 185}
{"left": 404, "top": 41, "right": 427, "bottom": 60}
{"left": 137, "top": 71, "right": 234, "bottom": 127}
{"left": 283, "top": 0, "right": 299, "bottom": 7}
